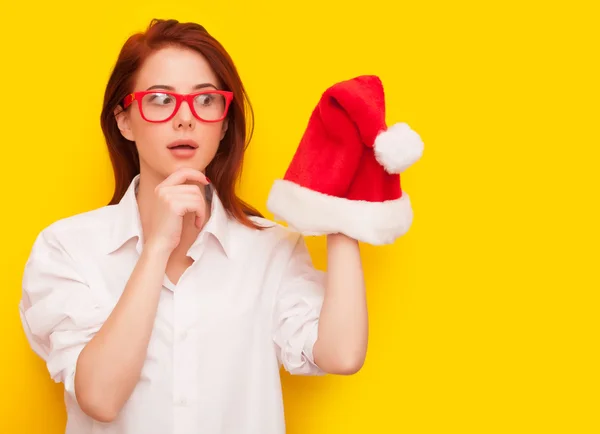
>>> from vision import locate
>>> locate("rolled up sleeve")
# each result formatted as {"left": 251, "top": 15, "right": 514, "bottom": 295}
{"left": 272, "top": 234, "right": 326, "bottom": 376}
{"left": 18, "top": 229, "right": 110, "bottom": 401}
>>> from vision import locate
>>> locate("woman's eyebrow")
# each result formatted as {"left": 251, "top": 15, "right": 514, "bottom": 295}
{"left": 145, "top": 83, "right": 218, "bottom": 91}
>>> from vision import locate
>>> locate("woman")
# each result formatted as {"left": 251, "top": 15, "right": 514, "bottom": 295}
{"left": 19, "top": 18, "right": 367, "bottom": 434}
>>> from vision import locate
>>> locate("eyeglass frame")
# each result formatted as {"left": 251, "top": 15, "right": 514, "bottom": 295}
{"left": 122, "top": 90, "right": 234, "bottom": 123}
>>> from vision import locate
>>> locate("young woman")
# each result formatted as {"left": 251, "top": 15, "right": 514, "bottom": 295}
{"left": 19, "top": 18, "right": 367, "bottom": 434}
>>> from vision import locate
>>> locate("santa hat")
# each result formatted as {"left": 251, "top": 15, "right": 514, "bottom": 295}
{"left": 266, "top": 75, "right": 424, "bottom": 245}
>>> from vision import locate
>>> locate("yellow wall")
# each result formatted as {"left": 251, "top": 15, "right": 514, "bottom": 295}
{"left": 1, "top": 1, "right": 597, "bottom": 433}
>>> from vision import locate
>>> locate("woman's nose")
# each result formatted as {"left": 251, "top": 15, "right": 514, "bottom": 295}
{"left": 174, "top": 101, "right": 195, "bottom": 129}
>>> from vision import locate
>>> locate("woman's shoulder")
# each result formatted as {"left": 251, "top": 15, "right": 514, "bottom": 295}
{"left": 233, "top": 214, "right": 305, "bottom": 253}
{"left": 31, "top": 203, "right": 122, "bottom": 254}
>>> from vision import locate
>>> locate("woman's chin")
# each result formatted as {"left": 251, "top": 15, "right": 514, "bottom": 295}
{"left": 167, "top": 160, "right": 206, "bottom": 174}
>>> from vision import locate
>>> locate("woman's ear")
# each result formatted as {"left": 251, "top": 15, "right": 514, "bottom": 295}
{"left": 220, "top": 117, "right": 229, "bottom": 141}
{"left": 114, "top": 105, "right": 135, "bottom": 141}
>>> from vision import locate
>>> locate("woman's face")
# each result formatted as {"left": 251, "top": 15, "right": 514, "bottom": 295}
{"left": 115, "top": 46, "right": 228, "bottom": 179}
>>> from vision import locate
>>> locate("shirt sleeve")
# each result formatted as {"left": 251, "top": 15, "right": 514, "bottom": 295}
{"left": 18, "top": 229, "right": 111, "bottom": 402}
{"left": 272, "top": 234, "right": 326, "bottom": 376}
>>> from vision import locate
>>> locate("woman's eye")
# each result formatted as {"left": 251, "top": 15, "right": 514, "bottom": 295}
{"left": 148, "top": 93, "right": 173, "bottom": 105}
{"left": 196, "top": 94, "right": 214, "bottom": 106}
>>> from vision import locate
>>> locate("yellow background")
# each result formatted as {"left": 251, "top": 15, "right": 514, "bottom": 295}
{"left": 1, "top": 0, "right": 598, "bottom": 433}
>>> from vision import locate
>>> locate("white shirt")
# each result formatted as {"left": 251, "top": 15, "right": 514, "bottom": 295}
{"left": 19, "top": 174, "right": 326, "bottom": 434}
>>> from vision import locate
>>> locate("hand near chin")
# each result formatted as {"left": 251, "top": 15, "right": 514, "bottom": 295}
{"left": 145, "top": 168, "right": 210, "bottom": 254}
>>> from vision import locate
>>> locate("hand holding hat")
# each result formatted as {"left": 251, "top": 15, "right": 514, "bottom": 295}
{"left": 267, "top": 75, "right": 424, "bottom": 245}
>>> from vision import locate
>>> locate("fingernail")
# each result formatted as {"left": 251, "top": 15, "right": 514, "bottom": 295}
{"left": 206, "top": 177, "right": 211, "bottom": 183}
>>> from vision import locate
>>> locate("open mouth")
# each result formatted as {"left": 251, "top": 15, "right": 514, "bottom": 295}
{"left": 167, "top": 140, "right": 199, "bottom": 158}
{"left": 167, "top": 139, "right": 199, "bottom": 152}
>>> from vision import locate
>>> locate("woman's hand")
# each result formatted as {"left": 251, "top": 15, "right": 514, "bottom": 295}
{"left": 145, "top": 168, "right": 210, "bottom": 254}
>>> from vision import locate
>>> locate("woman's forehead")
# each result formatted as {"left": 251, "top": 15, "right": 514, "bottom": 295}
{"left": 135, "top": 46, "right": 220, "bottom": 91}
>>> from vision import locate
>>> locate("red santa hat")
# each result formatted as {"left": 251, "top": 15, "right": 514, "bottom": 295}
{"left": 266, "top": 75, "right": 424, "bottom": 245}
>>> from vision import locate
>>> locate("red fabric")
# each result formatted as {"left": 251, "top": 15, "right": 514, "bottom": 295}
{"left": 346, "top": 148, "right": 402, "bottom": 202}
{"left": 282, "top": 75, "right": 402, "bottom": 203}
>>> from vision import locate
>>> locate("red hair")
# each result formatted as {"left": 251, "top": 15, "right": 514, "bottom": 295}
{"left": 100, "top": 18, "right": 264, "bottom": 229}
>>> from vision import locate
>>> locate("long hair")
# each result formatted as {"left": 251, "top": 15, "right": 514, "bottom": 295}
{"left": 100, "top": 18, "right": 264, "bottom": 229}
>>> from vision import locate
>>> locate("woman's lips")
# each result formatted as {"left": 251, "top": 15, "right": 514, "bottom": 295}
{"left": 169, "top": 146, "right": 197, "bottom": 158}
{"left": 167, "top": 139, "right": 199, "bottom": 159}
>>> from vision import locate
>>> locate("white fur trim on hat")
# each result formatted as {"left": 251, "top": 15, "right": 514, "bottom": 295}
{"left": 373, "top": 122, "right": 424, "bottom": 174}
{"left": 266, "top": 179, "right": 413, "bottom": 245}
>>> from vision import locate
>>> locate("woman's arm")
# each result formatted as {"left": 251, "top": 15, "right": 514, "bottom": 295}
{"left": 74, "top": 243, "right": 169, "bottom": 422}
{"left": 75, "top": 169, "right": 209, "bottom": 422}
{"left": 312, "top": 233, "right": 368, "bottom": 374}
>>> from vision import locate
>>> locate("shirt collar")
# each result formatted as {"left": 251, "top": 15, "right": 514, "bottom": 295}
{"left": 106, "top": 174, "right": 232, "bottom": 258}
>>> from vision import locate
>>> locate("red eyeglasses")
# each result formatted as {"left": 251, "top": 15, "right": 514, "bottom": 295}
{"left": 123, "top": 90, "right": 234, "bottom": 123}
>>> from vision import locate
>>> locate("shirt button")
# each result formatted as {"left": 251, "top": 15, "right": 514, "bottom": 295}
{"left": 178, "top": 331, "right": 187, "bottom": 341}
{"left": 175, "top": 397, "right": 188, "bottom": 406}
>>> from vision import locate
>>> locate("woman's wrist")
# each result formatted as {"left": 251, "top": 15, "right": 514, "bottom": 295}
{"left": 142, "top": 240, "right": 172, "bottom": 264}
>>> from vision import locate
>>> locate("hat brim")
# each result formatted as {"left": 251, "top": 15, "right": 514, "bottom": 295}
{"left": 266, "top": 179, "right": 413, "bottom": 245}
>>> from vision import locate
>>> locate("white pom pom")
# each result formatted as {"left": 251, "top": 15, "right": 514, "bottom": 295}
{"left": 373, "top": 122, "right": 424, "bottom": 174}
